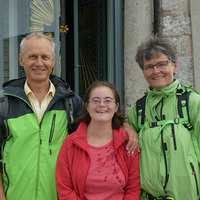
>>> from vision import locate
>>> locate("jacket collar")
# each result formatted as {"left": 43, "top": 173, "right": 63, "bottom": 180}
{"left": 71, "top": 119, "right": 127, "bottom": 151}
{"left": 3, "top": 75, "right": 74, "bottom": 100}
{"left": 146, "top": 79, "right": 181, "bottom": 97}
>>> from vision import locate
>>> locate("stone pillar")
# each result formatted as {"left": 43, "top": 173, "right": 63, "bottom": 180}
{"left": 190, "top": 0, "right": 200, "bottom": 92}
{"left": 124, "top": 0, "right": 153, "bottom": 113}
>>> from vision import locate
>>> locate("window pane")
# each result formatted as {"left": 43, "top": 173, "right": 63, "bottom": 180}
{"left": 1, "top": 0, "right": 60, "bottom": 85}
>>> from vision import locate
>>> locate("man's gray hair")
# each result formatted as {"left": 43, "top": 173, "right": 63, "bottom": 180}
{"left": 20, "top": 32, "right": 55, "bottom": 57}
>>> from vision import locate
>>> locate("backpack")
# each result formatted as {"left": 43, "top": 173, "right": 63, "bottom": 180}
{"left": 64, "top": 97, "right": 78, "bottom": 134}
{"left": 0, "top": 90, "right": 8, "bottom": 119}
{"left": 136, "top": 88, "right": 200, "bottom": 164}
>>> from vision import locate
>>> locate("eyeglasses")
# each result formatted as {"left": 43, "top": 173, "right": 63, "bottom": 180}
{"left": 143, "top": 60, "right": 173, "bottom": 73}
{"left": 88, "top": 98, "right": 116, "bottom": 106}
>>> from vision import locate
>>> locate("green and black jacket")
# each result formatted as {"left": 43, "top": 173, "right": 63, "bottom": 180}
{"left": 0, "top": 75, "right": 83, "bottom": 200}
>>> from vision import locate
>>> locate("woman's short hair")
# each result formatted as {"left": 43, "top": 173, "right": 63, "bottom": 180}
{"left": 136, "top": 36, "right": 177, "bottom": 70}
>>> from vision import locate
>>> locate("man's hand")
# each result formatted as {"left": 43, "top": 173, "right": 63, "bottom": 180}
{"left": 123, "top": 123, "right": 139, "bottom": 154}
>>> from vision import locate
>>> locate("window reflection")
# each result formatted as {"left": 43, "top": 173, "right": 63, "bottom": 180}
{"left": 1, "top": 0, "right": 59, "bottom": 85}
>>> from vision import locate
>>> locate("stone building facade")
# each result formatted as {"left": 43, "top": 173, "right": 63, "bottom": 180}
{"left": 124, "top": 0, "right": 200, "bottom": 113}
{"left": 1, "top": 0, "right": 200, "bottom": 113}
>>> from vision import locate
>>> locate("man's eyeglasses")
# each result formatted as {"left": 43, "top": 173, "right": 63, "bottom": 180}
{"left": 88, "top": 98, "right": 116, "bottom": 106}
{"left": 143, "top": 60, "right": 174, "bottom": 73}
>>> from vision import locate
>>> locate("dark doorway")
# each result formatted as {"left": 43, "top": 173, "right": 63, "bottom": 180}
{"left": 60, "top": 0, "right": 75, "bottom": 90}
{"left": 60, "top": 0, "right": 107, "bottom": 96}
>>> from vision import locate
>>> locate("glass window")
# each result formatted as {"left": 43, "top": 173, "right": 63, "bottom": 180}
{"left": 0, "top": 0, "right": 60, "bottom": 87}
{"left": 0, "top": 0, "right": 123, "bottom": 103}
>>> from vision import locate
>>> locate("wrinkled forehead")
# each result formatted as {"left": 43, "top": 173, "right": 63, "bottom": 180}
{"left": 24, "top": 38, "right": 54, "bottom": 54}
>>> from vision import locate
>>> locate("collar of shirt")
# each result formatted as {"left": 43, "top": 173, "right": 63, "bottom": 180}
{"left": 24, "top": 79, "right": 56, "bottom": 123}
{"left": 24, "top": 80, "right": 56, "bottom": 97}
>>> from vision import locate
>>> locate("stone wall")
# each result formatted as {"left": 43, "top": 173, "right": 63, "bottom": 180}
{"left": 158, "top": 0, "right": 194, "bottom": 86}
{"left": 123, "top": 0, "right": 195, "bottom": 113}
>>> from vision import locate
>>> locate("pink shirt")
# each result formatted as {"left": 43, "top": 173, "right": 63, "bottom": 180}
{"left": 84, "top": 141, "right": 125, "bottom": 200}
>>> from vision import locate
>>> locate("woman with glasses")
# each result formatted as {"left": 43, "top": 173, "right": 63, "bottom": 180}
{"left": 127, "top": 36, "right": 200, "bottom": 200}
{"left": 56, "top": 81, "right": 141, "bottom": 200}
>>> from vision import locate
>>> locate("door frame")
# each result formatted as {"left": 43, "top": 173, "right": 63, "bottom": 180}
{"left": 74, "top": 0, "right": 79, "bottom": 94}
{"left": 73, "top": 0, "right": 123, "bottom": 108}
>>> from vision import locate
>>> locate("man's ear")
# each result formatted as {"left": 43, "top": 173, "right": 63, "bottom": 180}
{"left": 52, "top": 55, "right": 56, "bottom": 68}
{"left": 19, "top": 54, "right": 24, "bottom": 67}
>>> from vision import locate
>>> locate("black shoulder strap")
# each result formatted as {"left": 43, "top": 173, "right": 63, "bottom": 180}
{"left": 136, "top": 90, "right": 191, "bottom": 128}
{"left": 177, "top": 91, "right": 191, "bottom": 121}
{"left": 0, "top": 90, "right": 8, "bottom": 119}
{"left": 64, "top": 97, "right": 74, "bottom": 124}
{"left": 136, "top": 91, "right": 191, "bottom": 127}
{"left": 177, "top": 90, "right": 200, "bottom": 164}
{"left": 136, "top": 95, "right": 147, "bottom": 128}
{"left": 64, "top": 97, "right": 77, "bottom": 134}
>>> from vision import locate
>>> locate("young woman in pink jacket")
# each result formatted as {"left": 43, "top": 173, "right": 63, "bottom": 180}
{"left": 56, "top": 81, "right": 141, "bottom": 200}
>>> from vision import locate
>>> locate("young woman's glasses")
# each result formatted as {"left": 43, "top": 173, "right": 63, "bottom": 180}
{"left": 88, "top": 98, "right": 116, "bottom": 106}
{"left": 143, "top": 60, "right": 173, "bottom": 73}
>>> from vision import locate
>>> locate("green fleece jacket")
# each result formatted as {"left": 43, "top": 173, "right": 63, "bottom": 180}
{"left": 127, "top": 80, "right": 200, "bottom": 200}
{"left": 0, "top": 75, "right": 83, "bottom": 200}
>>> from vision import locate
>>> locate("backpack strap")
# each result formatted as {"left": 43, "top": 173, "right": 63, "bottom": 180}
{"left": 0, "top": 90, "right": 8, "bottom": 119}
{"left": 64, "top": 97, "right": 74, "bottom": 124}
{"left": 68, "top": 97, "right": 74, "bottom": 124}
{"left": 0, "top": 90, "right": 9, "bottom": 163}
{"left": 64, "top": 97, "right": 76, "bottom": 134}
{"left": 177, "top": 90, "right": 190, "bottom": 121}
{"left": 177, "top": 90, "right": 200, "bottom": 164}
{"left": 136, "top": 95, "right": 147, "bottom": 129}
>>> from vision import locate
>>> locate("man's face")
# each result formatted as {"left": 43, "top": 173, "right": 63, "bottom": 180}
{"left": 19, "top": 37, "right": 55, "bottom": 85}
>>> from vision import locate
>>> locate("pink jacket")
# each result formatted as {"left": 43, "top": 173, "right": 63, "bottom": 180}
{"left": 56, "top": 119, "right": 141, "bottom": 200}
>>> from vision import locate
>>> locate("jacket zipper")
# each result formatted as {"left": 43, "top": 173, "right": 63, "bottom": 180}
{"left": 161, "top": 129, "right": 169, "bottom": 190}
{"left": 190, "top": 162, "right": 199, "bottom": 195}
{"left": 160, "top": 100, "right": 169, "bottom": 191}
{"left": 171, "top": 124, "right": 177, "bottom": 150}
{"left": 3, "top": 119, "right": 9, "bottom": 138}
{"left": 1, "top": 135, "right": 12, "bottom": 164}
{"left": 49, "top": 114, "right": 56, "bottom": 155}
{"left": 3, "top": 163, "right": 9, "bottom": 196}
{"left": 1, "top": 119, "right": 12, "bottom": 162}
{"left": 1, "top": 119, "right": 11, "bottom": 196}
{"left": 35, "top": 126, "right": 42, "bottom": 200}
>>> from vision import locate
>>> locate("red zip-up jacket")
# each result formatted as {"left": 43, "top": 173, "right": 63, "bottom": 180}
{"left": 56, "top": 119, "right": 140, "bottom": 200}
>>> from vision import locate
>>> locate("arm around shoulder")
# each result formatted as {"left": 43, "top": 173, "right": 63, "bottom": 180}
{"left": 123, "top": 122, "right": 139, "bottom": 154}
